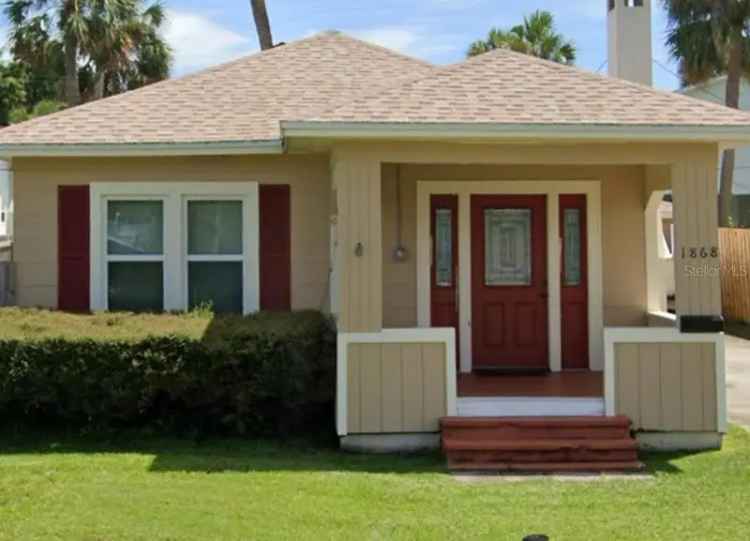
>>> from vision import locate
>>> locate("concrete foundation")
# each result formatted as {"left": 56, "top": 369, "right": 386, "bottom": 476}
{"left": 340, "top": 433, "right": 440, "bottom": 454}
{"left": 636, "top": 432, "right": 723, "bottom": 452}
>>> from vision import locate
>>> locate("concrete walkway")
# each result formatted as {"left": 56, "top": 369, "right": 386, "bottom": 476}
{"left": 726, "top": 335, "right": 750, "bottom": 429}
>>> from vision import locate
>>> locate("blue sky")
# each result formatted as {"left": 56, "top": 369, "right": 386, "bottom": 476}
{"left": 1, "top": 0, "right": 682, "bottom": 90}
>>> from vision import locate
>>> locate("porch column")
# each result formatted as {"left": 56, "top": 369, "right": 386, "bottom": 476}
{"left": 331, "top": 147, "right": 383, "bottom": 332}
{"left": 671, "top": 160, "right": 722, "bottom": 328}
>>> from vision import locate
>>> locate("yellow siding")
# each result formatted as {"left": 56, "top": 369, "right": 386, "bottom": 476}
{"left": 12, "top": 155, "right": 331, "bottom": 310}
{"left": 614, "top": 342, "right": 717, "bottom": 432}
{"left": 382, "top": 163, "right": 650, "bottom": 328}
{"left": 332, "top": 149, "right": 382, "bottom": 332}
{"left": 346, "top": 342, "right": 447, "bottom": 434}
{"left": 671, "top": 161, "right": 722, "bottom": 317}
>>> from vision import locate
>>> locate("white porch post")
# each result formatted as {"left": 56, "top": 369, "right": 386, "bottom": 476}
{"left": 671, "top": 160, "right": 723, "bottom": 324}
{"left": 331, "top": 147, "right": 383, "bottom": 333}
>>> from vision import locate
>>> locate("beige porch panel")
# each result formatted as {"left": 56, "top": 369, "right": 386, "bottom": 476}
{"left": 382, "top": 163, "right": 650, "bottom": 328}
{"left": 347, "top": 342, "right": 447, "bottom": 434}
{"left": 11, "top": 155, "right": 331, "bottom": 311}
{"left": 614, "top": 342, "right": 717, "bottom": 432}
{"left": 671, "top": 161, "right": 722, "bottom": 317}
{"left": 332, "top": 149, "right": 382, "bottom": 332}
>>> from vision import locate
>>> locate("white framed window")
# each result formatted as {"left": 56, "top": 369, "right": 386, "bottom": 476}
{"left": 91, "top": 183, "right": 259, "bottom": 314}
{"left": 106, "top": 198, "right": 166, "bottom": 312}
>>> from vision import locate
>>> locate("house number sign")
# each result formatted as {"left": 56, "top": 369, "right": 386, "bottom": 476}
{"left": 681, "top": 246, "right": 719, "bottom": 259}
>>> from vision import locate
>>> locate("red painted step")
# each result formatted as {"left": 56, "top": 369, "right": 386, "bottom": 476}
{"left": 447, "top": 461, "right": 645, "bottom": 473}
{"left": 440, "top": 416, "right": 642, "bottom": 473}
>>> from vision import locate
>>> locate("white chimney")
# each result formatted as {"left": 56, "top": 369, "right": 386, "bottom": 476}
{"left": 607, "top": 0, "right": 653, "bottom": 86}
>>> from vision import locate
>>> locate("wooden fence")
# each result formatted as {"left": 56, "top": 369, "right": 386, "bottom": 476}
{"left": 720, "top": 228, "right": 750, "bottom": 323}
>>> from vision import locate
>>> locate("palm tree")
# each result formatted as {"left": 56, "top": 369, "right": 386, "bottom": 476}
{"left": 4, "top": 0, "right": 171, "bottom": 106}
{"left": 250, "top": 0, "right": 274, "bottom": 50}
{"left": 5, "top": 0, "right": 87, "bottom": 105}
{"left": 664, "top": 0, "right": 750, "bottom": 227}
{"left": 87, "top": 0, "right": 171, "bottom": 100}
{"left": 468, "top": 10, "right": 576, "bottom": 65}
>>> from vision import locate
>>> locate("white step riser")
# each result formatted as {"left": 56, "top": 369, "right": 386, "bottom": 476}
{"left": 457, "top": 397, "right": 605, "bottom": 417}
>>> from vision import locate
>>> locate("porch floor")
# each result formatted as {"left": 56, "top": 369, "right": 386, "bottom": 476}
{"left": 457, "top": 371, "right": 603, "bottom": 398}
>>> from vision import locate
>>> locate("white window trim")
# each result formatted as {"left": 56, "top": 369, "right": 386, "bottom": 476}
{"left": 91, "top": 182, "right": 259, "bottom": 314}
{"left": 416, "top": 180, "right": 604, "bottom": 374}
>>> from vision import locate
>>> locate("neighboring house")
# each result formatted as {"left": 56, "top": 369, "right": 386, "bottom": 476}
{"left": 0, "top": 161, "right": 9, "bottom": 239}
{"left": 682, "top": 76, "right": 750, "bottom": 224}
{"left": 0, "top": 13, "right": 747, "bottom": 468}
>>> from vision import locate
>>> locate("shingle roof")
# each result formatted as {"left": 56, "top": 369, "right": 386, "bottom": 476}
{"left": 0, "top": 32, "right": 435, "bottom": 145}
{"left": 306, "top": 47, "right": 750, "bottom": 127}
{"left": 1, "top": 31, "right": 750, "bottom": 148}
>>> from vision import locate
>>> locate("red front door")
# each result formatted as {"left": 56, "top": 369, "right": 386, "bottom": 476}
{"left": 471, "top": 195, "right": 548, "bottom": 371}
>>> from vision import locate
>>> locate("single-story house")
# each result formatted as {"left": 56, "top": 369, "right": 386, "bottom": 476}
{"left": 1, "top": 31, "right": 749, "bottom": 471}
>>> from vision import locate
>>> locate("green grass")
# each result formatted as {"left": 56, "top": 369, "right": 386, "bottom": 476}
{"left": 1, "top": 427, "right": 749, "bottom": 540}
{"left": 0, "top": 307, "right": 326, "bottom": 345}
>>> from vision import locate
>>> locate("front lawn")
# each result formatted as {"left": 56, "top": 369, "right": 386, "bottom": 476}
{"left": 1, "top": 427, "right": 749, "bottom": 540}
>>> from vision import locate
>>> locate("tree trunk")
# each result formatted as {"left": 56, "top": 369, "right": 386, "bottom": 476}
{"left": 63, "top": 33, "right": 82, "bottom": 106}
{"left": 93, "top": 70, "right": 106, "bottom": 101}
{"left": 250, "top": 0, "right": 274, "bottom": 50}
{"left": 718, "top": 43, "right": 743, "bottom": 227}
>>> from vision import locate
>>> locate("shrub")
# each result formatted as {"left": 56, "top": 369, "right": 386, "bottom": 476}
{"left": 0, "top": 310, "right": 336, "bottom": 437}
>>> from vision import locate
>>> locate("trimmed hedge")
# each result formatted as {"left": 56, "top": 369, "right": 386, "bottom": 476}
{"left": 0, "top": 311, "right": 336, "bottom": 437}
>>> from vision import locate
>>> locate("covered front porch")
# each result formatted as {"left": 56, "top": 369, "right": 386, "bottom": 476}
{"left": 330, "top": 140, "right": 727, "bottom": 450}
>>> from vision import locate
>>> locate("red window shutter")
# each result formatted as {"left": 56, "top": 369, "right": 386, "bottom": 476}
{"left": 259, "top": 185, "right": 291, "bottom": 311}
{"left": 58, "top": 186, "right": 90, "bottom": 312}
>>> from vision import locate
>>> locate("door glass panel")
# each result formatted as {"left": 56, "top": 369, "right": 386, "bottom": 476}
{"left": 107, "top": 201, "right": 163, "bottom": 255}
{"left": 484, "top": 209, "right": 532, "bottom": 286}
{"left": 188, "top": 201, "right": 243, "bottom": 255}
{"left": 435, "top": 208, "right": 453, "bottom": 286}
{"left": 563, "top": 208, "right": 582, "bottom": 286}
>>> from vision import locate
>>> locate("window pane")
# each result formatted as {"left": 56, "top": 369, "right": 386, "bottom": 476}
{"left": 108, "top": 262, "right": 164, "bottom": 312}
{"left": 484, "top": 209, "right": 532, "bottom": 286}
{"left": 435, "top": 208, "right": 453, "bottom": 286}
{"left": 188, "top": 201, "right": 243, "bottom": 255}
{"left": 107, "top": 201, "right": 163, "bottom": 255}
{"left": 188, "top": 262, "right": 243, "bottom": 314}
{"left": 564, "top": 209, "right": 582, "bottom": 286}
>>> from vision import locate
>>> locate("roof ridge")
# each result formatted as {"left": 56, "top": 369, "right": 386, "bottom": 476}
{"left": 320, "top": 30, "right": 435, "bottom": 68}
{"left": 1, "top": 30, "right": 433, "bottom": 137}
{"left": 497, "top": 47, "right": 750, "bottom": 121}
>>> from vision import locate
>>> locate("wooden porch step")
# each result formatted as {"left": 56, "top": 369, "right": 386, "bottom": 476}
{"left": 447, "top": 461, "right": 645, "bottom": 473}
{"left": 441, "top": 416, "right": 632, "bottom": 441}
{"left": 441, "top": 416, "right": 632, "bottom": 429}
{"left": 443, "top": 438, "right": 638, "bottom": 452}
{"left": 441, "top": 415, "right": 640, "bottom": 473}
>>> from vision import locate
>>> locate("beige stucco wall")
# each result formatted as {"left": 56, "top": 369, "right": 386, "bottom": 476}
{"left": 382, "top": 163, "right": 649, "bottom": 328}
{"left": 12, "top": 155, "right": 331, "bottom": 310}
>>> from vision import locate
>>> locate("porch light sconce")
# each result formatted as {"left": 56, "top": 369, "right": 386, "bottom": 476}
{"left": 354, "top": 242, "right": 364, "bottom": 257}
{"left": 393, "top": 245, "right": 409, "bottom": 262}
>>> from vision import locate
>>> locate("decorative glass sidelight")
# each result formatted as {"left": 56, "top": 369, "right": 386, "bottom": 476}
{"left": 435, "top": 208, "right": 453, "bottom": 286}
{"left": 563, "top": 208, "right": 582, "bottom": 286}
{"left": 484, "top": 208, "right": 532, "bottom": 286}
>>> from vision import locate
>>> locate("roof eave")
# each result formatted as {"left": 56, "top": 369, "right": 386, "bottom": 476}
{"left": 0, "top": 140, "right": 285, "bottom": 159}
{"left": 281, "top": 121, "right": 750, "bottom": 145}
